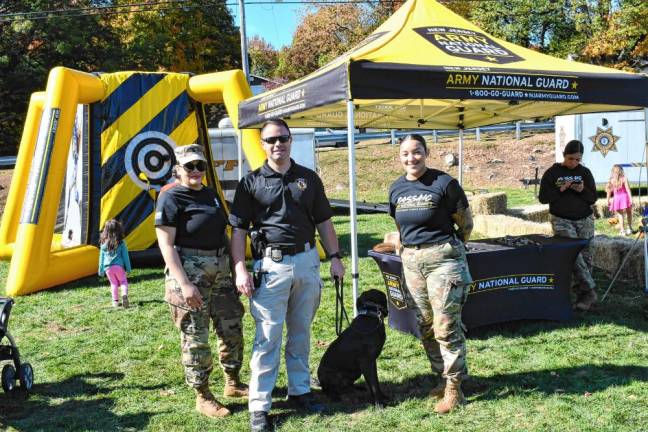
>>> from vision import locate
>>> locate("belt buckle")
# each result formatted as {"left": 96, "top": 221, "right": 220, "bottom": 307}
{"left": 270, "top": 248, "right": 283, "bottom": 262}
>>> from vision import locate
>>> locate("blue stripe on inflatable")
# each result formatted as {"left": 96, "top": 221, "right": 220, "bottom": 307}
{"left": 101, "top": 91, "right": 194, "bottom": 196}
{"left": 101, "top": 146, "right": 126, "bottom": 197}
{"left": 100, "top": 73, "right": 166, "bottom": 134}
{"left": 114, "top": 190, "right": 154, "bottom": 238}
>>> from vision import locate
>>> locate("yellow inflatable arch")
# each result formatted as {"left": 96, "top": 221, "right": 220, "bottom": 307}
{"left": 0, "top": 67, "right": 265, "bottom": 296}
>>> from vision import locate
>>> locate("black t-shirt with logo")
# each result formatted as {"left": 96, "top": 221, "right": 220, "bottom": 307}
{"left": 229, "top": 160, "right": 334, "bottom": 245}
{"left": 155, "top": 185, "right": 227, "bottom": 250}
{"left": 389, "top": 168, "right": 469, "bottom": 246}
{"left": 538, "top": 162, "right": 597, "bottom": 220}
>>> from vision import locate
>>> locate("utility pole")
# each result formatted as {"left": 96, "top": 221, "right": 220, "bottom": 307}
{"left": 237, "top": 0, "right": 249, "bottom": 180}
{"left": 239, "top": 0, "right": 250, "bottom": 81}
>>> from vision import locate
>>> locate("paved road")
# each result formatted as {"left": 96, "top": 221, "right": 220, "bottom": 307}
{"left": 0, "top": 156, "right": 16, "bottom": 168}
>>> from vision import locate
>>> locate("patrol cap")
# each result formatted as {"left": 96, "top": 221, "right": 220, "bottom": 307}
{"left": 175, "top": 144, "right": 207, "bottom": 165}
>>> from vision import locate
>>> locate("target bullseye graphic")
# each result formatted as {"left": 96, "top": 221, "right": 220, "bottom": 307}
{"left": 125, "top": 131, "right": 177, "bottom": 191}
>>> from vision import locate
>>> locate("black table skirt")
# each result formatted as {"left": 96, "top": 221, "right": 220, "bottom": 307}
{"left": 368, "top": 235, "right": 588, "bottom": 336}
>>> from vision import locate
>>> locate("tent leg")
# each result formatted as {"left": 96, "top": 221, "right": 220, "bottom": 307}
{"left": 458, "top": 128, "right": 464, "bottom": 185}
{"left": 346, "top": 100, "right": 359, "bottom": 317}
{"left": 644, "top": 108, "right": 648, "bottom": 293}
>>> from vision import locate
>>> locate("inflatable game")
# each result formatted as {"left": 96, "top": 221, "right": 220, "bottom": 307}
{"left": 0, "top": 67, "right": 263, "bottom": 296}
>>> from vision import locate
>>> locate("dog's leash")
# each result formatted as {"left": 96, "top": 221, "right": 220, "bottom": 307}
{"left": 334, "top": 276, "right": 350, "bottom": 336}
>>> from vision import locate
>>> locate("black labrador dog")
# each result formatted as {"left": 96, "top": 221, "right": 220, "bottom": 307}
{"left": 317, "top": 289, "right": 389, "bottom": 408}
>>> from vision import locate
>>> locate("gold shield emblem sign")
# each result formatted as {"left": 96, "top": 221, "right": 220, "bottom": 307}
{"left": 589, "top": 126, "right": 620, "bottom": 157}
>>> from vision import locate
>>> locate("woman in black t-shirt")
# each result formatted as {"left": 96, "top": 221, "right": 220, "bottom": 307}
{"left": 388, "top": 134, "right": 473, "bottom": 414}
{"left": 539, "top": 139, "right": 597, "bottom": 311}
{"left": 154, "top": 144, "right": 247, "bottom": 418}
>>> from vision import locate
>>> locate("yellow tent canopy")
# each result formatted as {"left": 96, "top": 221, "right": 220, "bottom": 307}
{"left": 239, "top": 0, "right": 648, "bottom": 130}
{"left": 237, "top": 0, "right": 648, "bottom": 313}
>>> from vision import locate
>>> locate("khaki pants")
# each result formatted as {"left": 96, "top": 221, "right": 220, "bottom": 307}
{"left": 248, "top": 246, "right": 322, "bottom": 412}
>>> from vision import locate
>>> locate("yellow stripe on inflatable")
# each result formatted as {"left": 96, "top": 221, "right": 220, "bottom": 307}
{"left": 169, "top": 112, "right": 199, "bottom": 145}
{"left": 124, "top": 211, "right": 156, "bottom": 251}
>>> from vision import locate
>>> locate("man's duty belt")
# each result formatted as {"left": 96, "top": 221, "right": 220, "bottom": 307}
{"left": 264, "top": 240, "right": 315, "bottom": 261}
{"left": 176, "top": 246, "right": 227, "bottom": 257}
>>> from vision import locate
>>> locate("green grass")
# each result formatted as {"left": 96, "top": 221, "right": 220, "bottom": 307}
{"left": 1, "top": 213, "right": 647, "bottom": 431}
{"left": 491, "top": 188, "right": 539, "bottom": 207}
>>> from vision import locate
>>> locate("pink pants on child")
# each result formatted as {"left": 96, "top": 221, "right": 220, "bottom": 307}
{"left": 105, "top": 265, "right": 128, "bottom": 301}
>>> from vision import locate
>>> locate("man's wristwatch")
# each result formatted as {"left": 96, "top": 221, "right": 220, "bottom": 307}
{"left": 328, "top": 252, "right": 342, "bottom": 260}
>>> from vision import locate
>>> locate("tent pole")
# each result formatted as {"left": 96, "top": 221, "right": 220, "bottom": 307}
{"left": 644, "top": 108, "right": 648, "bottom": 293}
{"left": 346, "top": 100, "right": 359, "bottom": 317}
{"left": 458, "top": 128, "right": 464, "bottom": 185}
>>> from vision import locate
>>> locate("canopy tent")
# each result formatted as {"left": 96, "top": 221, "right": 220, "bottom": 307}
{"left": 238, "top": 0, "right": 648, "bottom": 313}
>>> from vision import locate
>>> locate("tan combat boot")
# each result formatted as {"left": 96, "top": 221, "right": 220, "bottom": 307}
{"left": 575, "top": 289, "right": 598, "bottom": 312}
{"left": 434, "top": 380, "right": 466, "bottom": 414}
{"left": 429, "top": 378, "right": 446, "bottom": 400}
{"left": 223, "top": 371, "right": 249, "bottom": 398}
{"left": 195, "top": 384, "right": 231, "bottom": 418}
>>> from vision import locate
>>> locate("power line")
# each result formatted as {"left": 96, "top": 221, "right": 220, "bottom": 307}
{"left": 0, "top": 0, "right": 507, "bottom": 22}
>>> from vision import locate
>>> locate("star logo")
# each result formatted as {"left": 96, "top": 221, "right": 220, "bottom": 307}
{"left": 571, "top": 81, "right": 578, "bottom": 90}
{"left": 485, "top": 56, "right": 498, "bottom": 63}
{"left": 589, "top": 126, "right": 620, "bottom": 157}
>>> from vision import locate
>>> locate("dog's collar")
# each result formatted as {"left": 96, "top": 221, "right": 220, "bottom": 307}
{"left": 357, "top": 306, "right": 383, "bottom": 321}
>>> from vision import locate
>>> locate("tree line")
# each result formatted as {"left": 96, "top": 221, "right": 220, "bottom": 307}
{"left": 0, "top": 0, "right": 240, "bottom": 155}
{"left": 1, "top": 0, "right": 646, "bottom": 155}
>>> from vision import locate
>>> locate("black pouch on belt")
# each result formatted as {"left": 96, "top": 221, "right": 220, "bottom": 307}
{"left": 250, "top": 229, "right": 267, "bottom": 260}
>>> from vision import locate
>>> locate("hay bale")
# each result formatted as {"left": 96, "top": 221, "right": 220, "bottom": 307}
{"left": 473, "top": 214, "right": 553, "bottom": 237}
{"left": 469, "top": 192, "right": 507, "bottom": 215}
{"left": 590, "top": 235, "right": 645, "bottom": 285}
{"left": 507, "top": 204, "right": 550, "bottom": 223}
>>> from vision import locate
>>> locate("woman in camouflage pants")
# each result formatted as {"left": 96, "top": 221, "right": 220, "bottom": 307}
{"left": 539, "top": 139, "right": 598, "bottom": 311}
{"left": 155, "top": 144, "right": 247, "bottom": 419}
{"left": 389, "top": 134, "right": 474, "bottom": 414}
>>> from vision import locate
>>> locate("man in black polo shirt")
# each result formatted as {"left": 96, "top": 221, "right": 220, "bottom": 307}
{"left": 230, "top": 119, "right": 345, "bottom": 431}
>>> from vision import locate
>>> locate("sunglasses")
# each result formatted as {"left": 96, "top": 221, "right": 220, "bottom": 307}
{"left": 262, "top": 135, "right": 291, "bottom": 145}
{"left": 182, "top": 161, "right": 206, "bottom": 172}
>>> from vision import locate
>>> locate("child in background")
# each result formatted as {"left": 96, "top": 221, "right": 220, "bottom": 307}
{"left": 98, "top": 219, "right": 132, "bottom": 307}
{"left": 607, "top": 165, "right": 634, "bottom": 235}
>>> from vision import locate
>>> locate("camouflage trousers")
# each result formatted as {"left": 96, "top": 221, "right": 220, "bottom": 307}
{"left": 401, "top": 239, "right": 472, "bottom": 382}
{"left": 550, "top": 215, "right": 596, "bottom": 293}
{"left": 165, "top": 251, "right": 245, "bottom": 389}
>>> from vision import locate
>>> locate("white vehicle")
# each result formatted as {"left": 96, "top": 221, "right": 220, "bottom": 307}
{"left": 555, "top": 110, "right": 648, "bottom": 185}
{"left": 209, "top": 124, "right": 316, "bottom": 203}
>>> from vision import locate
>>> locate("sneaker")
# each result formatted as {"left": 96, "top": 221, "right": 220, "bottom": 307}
{"left": 626, "top": 228, "right": 633, "bottom": 235}
{"left": 112, "top": 300, "right": 120, "bottom": 308}
{"left": 287, "top": 392, "right": 325, "bottom": 414}
{"left": 122, "top": 295, "right": 129, "bottom": 309}
{"left": 250, "top": 411, "right": 271, "bottom": 432}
